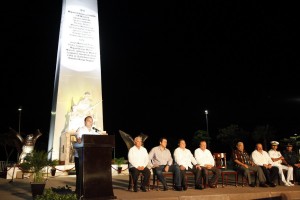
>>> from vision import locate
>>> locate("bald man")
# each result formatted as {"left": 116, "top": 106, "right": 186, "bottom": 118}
{"left": 251, "top": 143, "right": 279, "bottom": 187}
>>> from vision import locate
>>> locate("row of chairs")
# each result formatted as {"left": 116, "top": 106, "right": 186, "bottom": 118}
{"left": 128, "top": 153, "right": 259, "bottom": 191}
{"left": 153, "top": 170, "right": 256, "bottom": 190}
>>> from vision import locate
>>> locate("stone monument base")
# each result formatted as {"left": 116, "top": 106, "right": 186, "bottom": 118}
{"left": 60, "top": 131, "right": 76, "bottom": 165}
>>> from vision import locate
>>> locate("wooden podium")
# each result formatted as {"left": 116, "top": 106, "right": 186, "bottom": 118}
{"left": 75, "top": 135, "right": 116, "bottom": 200}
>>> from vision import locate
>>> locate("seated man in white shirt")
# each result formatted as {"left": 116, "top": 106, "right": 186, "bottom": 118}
{"left": 268, "top": 141, "right": 294, "bottom": 186}
{"left": 251, "top": 143, "right": 279, "bottom": 187}
{"left": 128, "top": 136, "right": 151, "bottom": 192}
{"left": 174, "top": 139, "right": 203, "bottom": 190}
{"left": 194, "top": 140, "right": 221, "bottom": 188}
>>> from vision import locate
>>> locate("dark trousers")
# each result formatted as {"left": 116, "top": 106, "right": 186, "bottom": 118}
{"left": 235, "top": 165, "right": 266, "bottom": 184}
{"left": 74, "top": 157, "right": 80, "bottom": 193}
{"left": 180, "top": 166, "right": 203, "bottom": 187}
{"left": 294, "top": 167, "right": 300, "bottom": 182}
{"left": 154, "top": 165, "right": 181, "bottom": 187}
{"left": 202, "top": 167, "right": 221, "bottom": 186}
{"left": 260, "top": 166, "right": 279, "bottom": 184}
{"left": 129, "top": 167, "right": 151, "bottom": 189}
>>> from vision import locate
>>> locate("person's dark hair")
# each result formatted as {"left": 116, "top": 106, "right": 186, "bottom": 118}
{"left": 159, "top": 137, "right": 167, "bottom": 143}
{"left": 178, "top": 138, "right": 185, "bottom": 145}
{"left": 84, "top": 116, "right": 92, "bottom": 122}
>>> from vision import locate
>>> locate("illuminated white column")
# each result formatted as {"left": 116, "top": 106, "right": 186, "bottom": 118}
{"left": 48, "top": 0, "right": 103, "bottom": 161}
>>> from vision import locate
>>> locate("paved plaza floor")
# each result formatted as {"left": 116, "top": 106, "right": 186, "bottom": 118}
{"left": 0, "top": 174, "right": 300, "bottom": 200}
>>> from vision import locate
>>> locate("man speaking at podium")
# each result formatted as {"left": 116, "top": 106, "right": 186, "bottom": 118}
{"left": 74, "top": 116, "right": 107, "bottom": 193}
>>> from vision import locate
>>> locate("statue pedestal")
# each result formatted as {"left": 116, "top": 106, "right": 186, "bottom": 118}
{"left": 60, "top": 131, "right": 76, "bottom": 165}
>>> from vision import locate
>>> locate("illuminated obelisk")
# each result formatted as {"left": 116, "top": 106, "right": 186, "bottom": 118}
{"left": 48, "top": 0, "right": 103, "bottom": 162}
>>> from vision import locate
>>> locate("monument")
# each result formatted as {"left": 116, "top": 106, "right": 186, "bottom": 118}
{"left": 48, "top": 0, "right": 104, "bottom": 163}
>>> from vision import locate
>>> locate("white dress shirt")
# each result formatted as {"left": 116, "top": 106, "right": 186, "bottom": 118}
{"left": 194, "top": 148, "right": 215, "bottom": 167}
{"left": 251, "top": 150, "right": 273, "bottom": 166}
{"left": 128, "top": 145, "right": 149, "bottom": 168}
{"left": 174, "top": 147, "right": 197, "bottom": 169}
{"left": 74, "top": 126, "right": 99, "bottom": 157}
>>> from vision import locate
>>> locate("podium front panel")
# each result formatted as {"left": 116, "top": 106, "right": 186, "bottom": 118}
{"left": 77, "top": 135, "right": 116, "bottom": 199}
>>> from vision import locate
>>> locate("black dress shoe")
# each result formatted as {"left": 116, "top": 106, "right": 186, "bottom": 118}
{"left": 269, "top": 183, "right": 276, "bottom": 187}
{"left": 249, "top": 183, "right": 256, "bottom": 187}
{"left": 174, "top": 186, "right": 182, "bottom": 191}
{"left": 195, "top": 185, "right": 203, "bottom": 190}
{"left": 134, "top": 187, "right": 138, "bottom": 192}
{"left": 182, "top": 185, "right": 188, "bottom": 191}
{"left": 209, "top": 184, "right": 217, "bottom": 188}
{"left": 140, "top": 186, "right": 147, "bottom": 192}
{"left": 259, "top": 183, "right": 268, "bottom": 187}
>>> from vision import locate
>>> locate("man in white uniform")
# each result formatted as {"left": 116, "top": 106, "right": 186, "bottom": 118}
{"left": 268, "top": 141, "right": 294, "bottom": 186}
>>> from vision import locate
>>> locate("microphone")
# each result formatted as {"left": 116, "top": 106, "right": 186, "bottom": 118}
{"left": 92, "top": 127, "right": 100, "bottom": 132}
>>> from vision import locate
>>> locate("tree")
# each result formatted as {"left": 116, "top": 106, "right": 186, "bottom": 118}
{"left": 280, "top": 134, "right": 300, "bottom": 154}
{"left": 216, "top": 124, "right": 241, "bottom": 151}
{"left": 0, "top": 131, "right": 17, "bottom": 163}
{"left": 252, "top": 125, "right": 277, "bottom": 150}
{"left": 192, "top": 130, "right": 211, "bottom": 149}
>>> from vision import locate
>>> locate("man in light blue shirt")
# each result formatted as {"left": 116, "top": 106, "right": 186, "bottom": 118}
{"left": 149, "top": 137, "right": 182, "bottom": 191}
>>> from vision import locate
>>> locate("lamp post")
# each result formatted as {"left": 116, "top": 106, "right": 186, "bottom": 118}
{"left": 18, "top": 106, "right": 22, "bottom": 134}
{"left": 205, "top": 110, "right": 209, "bottom": 135}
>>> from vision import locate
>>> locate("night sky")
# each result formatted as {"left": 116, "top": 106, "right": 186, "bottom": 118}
{"left": 1, "top": 1, "right": 299, "bottom": 158}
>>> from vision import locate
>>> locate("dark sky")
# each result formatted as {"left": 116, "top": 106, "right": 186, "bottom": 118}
{"left": 1, "top": 1, "right": 299, "bottom": 157}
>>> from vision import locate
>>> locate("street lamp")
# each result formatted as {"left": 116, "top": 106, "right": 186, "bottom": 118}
{"left": 18, "top": 106, "right": 22, "bottom": 134}
{"left": 205, "top": 110, "right": 209, "bottom": 135}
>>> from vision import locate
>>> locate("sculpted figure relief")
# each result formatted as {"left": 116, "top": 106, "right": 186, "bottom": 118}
{"left": 66, "top": 92, "right": 101, "bottom": 132}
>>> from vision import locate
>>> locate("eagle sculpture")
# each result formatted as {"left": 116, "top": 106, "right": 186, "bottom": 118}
{"left": 9, "top": 128, "right": 43, "bottom": 163}
{"left": 119, "top": 130, "right": 148, "bottom": 150}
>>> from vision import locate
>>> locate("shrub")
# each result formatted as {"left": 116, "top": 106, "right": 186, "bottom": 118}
{"left": 19, "top": 150, "right": 54, "bottom": 182}
{"left": 114, "top": 157, "right": 125, "bottom": 167}
{"left": 35, "top": 187, "right": 76, "bottom": 200}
